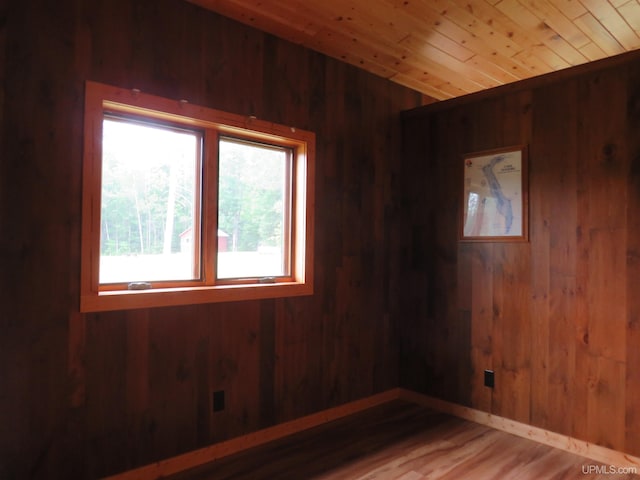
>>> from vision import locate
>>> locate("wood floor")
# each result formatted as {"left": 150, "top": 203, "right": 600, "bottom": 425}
{"left": 168, "top": 400, "right": 639, "bottom": 480}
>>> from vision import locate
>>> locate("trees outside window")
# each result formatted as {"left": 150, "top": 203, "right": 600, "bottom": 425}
{"left": 81, "top": 81, "right": 314, "bottom": 312}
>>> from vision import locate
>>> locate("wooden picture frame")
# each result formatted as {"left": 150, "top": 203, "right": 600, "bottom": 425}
{"left": 460, "top": 145, "right": 528, "bottom": 242}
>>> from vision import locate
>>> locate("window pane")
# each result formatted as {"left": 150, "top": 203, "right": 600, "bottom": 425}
{"left": 217, "top": 138, "right": 291, "bottom": 279}
{"left": 100, "top": 117, "right": 200, "bottom": 284}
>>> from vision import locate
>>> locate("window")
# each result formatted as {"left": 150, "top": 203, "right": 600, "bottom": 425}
{"left": 217, "top": 137, "right": 292, "bottom": 280}
{"left": 81, "top": 81, "right": 314, "bottom": 312}
{"left": 99, "top": 115, "right": 202, "bottom": 284}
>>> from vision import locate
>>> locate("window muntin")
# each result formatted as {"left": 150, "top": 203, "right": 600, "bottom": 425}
{"left": 100, "top": 115, "right": 202, "bottom": 285}
{"left": 81, "top": 81, "right": 314, "bottom": 312}
{"left": 217, "top": 137, "right": 292, "bottom": 280}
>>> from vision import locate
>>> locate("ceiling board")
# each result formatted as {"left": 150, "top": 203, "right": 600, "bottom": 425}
{"left": 187, "top": 0, "right": 640, "bottom": 100}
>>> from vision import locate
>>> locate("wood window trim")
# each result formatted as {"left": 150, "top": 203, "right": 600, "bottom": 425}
{"left": 80, "top": 81, "right": 315, "bottom": 312}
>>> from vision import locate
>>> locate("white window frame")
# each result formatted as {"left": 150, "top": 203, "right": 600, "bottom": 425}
{"left": 80, "top": 81, "right": 315, "bottom": 312}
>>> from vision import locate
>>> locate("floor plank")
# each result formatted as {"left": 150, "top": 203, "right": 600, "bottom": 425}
{"left": 168, "top": 400, "right": 640, "bottom": 480}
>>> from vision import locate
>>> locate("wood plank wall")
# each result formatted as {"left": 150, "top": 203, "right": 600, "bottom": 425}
{"left": 401, "top": 51, "right": 640, "bottom": 457}
{"left": 0, "top": 1, "right": 424, "bottom": 478}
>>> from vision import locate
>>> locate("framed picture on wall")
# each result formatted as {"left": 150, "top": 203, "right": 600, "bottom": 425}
{"left": 460, "top": 145, "right": 528, "bottom": 242}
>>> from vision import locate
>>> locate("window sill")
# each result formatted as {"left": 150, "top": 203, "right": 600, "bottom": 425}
{"left": 80, "top": 282, "right": 313, "bottom": 312}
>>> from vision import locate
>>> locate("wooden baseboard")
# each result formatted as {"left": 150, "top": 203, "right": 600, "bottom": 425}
{"left": 105, "top": 387, "right": 640, "bottom": 479}
{"left": 397, "top": 388, "right": 640, "bottom": 470}
{"left": 103, "top": 389, "right": 402, "bottom": 480}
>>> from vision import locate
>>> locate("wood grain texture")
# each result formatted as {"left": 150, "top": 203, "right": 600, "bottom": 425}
{"left": 626, "top": 58, "right": 640, "bottom": 459}
{"left": 401, "top": 390, "right": 640, "bottom": 472}
{"left": 105, "top": 389, "right": 640, "bottom": 479}
{"left": 0, "top": 0, "right": 423, "bottom": 478}
{"left": 187, "top": 0, "right": 640, "bottom": 100}
{"left": 164, "top": 400, "right": 640, "bottom": 480}
{"left": 401, "top": 47, "right": 640, "bottom": 459}
{"left": 104, "top": 390, "right": 399, "bottom": 480}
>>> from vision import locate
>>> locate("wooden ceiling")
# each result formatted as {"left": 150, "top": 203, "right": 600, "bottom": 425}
{"left": 187, "top": 0, "right": 640, "bottom": 101}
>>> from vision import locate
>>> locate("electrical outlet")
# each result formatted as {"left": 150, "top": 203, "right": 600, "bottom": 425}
{"left": 484, "top": 370, "right": 495, "bottom": 388}
{"left": 213, "top": 390, "right": 225, "bottom": 412}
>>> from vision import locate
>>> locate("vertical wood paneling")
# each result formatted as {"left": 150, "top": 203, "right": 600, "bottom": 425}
{"left": 194, "top": 306, "right": 212, "bottom": 447}
{"left": 124, "top": 310, "right": 151, "bottom": 465}
{"left": 576, "top": 69, "right": 629, "bottom": 451}
{"left": 528, "top": 86, "right": 553, "bottom": 430}
{"left": 548, "top": 103, "right": 578, "bottom": 437}
{"left": 1, "top": 4, "right": 87, "bottom": 477}
{"left": 530, "top": 79, "right": 579, "bottom": 434}
{"left": 0, "top": 0, "right": 423, "bottom": 478}
{"left": 625, "top": 60, "right": 640, "bottom": 456}
{"left": 492, "top": 243, "right": 532, "bottom": 424}
{"left": 402, "top": 49, "right": 640, "bottom": 458}
{"left": 398, "top": 113, "right": 432, "bottom": 394}
{"left": 470, "top": 244, "right": 494, "bottom": 413}
{"left": 86, "top": 312, "right": 129, "bottom": 475}
{"left": 492, "top": 91, "right": 533, "bottom": 424}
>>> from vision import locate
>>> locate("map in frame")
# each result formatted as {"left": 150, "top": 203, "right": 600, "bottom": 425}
{"left": 462, "top": 147, "right": 526, "bottom": 240}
